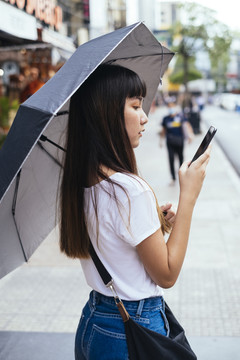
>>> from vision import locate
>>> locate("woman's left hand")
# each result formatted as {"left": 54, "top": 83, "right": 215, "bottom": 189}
{"left": 160, "top": 203, "right": 176, "bottom": 225}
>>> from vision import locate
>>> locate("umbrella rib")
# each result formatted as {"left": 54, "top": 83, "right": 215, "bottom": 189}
{"left": 107, "top": 46, "right": 166, "bottom": 82}
{"left": 106, "top": 51, "right": 172, "bottom": 63}
{"left": 12, "top": 170, "right": 28, "bottom": 262}
{"left": 55, "top": 111, "right": 69, "bottom": 117}
{"left": 37, "top": 141, "right": 63, "bottom": 168}
{"left": 40, "top": 135, "right": 66, "bottom": 152}
{"left": 107, "top": 52, "right": 173, "bottom": 62}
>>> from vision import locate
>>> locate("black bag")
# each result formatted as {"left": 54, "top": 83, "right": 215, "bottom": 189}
{"left": 89, "top": 242, "right": 197, "bottom": 360}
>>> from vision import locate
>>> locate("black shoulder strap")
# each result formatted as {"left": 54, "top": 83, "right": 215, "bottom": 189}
{"left": 89, "top": 241, "right": 130, "bottom": 322}
{"left": 89, "top": 241, "right": 112, "bottom": 286}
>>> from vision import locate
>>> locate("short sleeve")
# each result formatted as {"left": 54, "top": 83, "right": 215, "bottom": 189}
{"left": 116, "top": 189, "right": 161, "bottom": 247}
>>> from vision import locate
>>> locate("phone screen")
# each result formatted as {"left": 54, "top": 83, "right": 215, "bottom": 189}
{"left": 190, "top": 126, "right": 217, "bottom": 165}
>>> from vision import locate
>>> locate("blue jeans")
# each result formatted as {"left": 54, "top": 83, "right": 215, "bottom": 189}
{"left": 75, "top": 290, "right": 170, "bottom": 360}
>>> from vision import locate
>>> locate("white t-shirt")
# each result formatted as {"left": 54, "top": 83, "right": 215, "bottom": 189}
{"left": 80, "top": 172, "right": 163, "bottom": 300}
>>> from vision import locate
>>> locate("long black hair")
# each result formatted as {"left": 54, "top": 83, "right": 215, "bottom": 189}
{"left": 59, "top": 64, "right": 147, "bottom": 258}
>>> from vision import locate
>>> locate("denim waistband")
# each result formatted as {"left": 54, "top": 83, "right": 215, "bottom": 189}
{"left": 90, "top": 290, "right": 165, "bottom": 317}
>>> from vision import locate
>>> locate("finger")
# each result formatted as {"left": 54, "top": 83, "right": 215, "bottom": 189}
{"left": 166, "top": 213, "right": 176, "bottom": 224}
{"left": 180, "top": 160, "right": 191, "bottom": 171}
{"left": 165, "top": 212, "right": 175, "bottom": 221}
{"left": 200, "top": 147, "right": 211, "bottom": 167}
{"left": 194, "top": 146, "right": 211, "bottom": 167}
{"left": 164, "top": 206, "right": 176, "bottom": 220}
{"left": 160, "top": 203, "right": 172, "bottom": 212}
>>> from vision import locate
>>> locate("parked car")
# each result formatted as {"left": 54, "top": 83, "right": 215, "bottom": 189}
{"left": 219, "top": 93, "right": 240, "bottom": 111}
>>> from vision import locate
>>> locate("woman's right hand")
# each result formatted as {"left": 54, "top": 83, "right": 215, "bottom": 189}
{"left": 178, "top": 146, "right": 211, "bottom": 206}
{"left": 137, "top": 146, "right": 211, "bottom": 289}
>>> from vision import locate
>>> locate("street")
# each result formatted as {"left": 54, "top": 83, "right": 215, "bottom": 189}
{"left": 0, "top": 105, "right": 240, "bottom": 360}
{"left": 201, "top": 104, "right": 240, "bottom": 176}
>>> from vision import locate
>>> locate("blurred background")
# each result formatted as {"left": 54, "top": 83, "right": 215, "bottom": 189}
{"left": 1, "top": 0, "right": 240, "bottom": 173}
{"left": 1, "top": 0, "right": 240, "bottom": 160}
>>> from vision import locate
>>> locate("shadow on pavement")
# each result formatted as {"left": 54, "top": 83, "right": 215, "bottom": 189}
{"left": 0, "top": 331, "right": 75, "bottom": 360}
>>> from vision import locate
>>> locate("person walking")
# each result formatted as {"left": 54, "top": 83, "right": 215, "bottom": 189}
{"left": 20, "top": 67, "right": 44, "bottom": 103}
{"left": 59, "top": 64, "right": 210, "bottom": 359}
{"left": 160, "top": 101, "right": 193, "bottom": 185}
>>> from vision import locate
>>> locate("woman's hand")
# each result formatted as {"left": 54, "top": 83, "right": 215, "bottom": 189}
{"left": 178, "top": 146, "right": 211, "bottom": 205}
{"left": 160, "top": 203, "right": 176, "bottom": 225}
{"left": 137, "top": 146, "right": 211, "bottom": 289}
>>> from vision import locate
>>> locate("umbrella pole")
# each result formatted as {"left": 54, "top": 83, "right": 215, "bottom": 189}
{"left": 12, "top": 170, "right": 28, "bottom": 262}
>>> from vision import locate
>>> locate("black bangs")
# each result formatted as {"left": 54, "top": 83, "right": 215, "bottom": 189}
{"left": 75, "top": 64, "right": 147, "bottom": 106}
{"left": 92, "top": 64, "right": 147, "bottom": 100}
{"left": 124, "top": 70, "right": 147, "bottom": 99}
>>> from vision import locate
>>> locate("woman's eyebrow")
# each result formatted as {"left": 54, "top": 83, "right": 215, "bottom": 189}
{"left": 133, "top": 96, "right": 143, "bottom": 102}
{"left": 128, "top": 96, "right": 144, "bottom": 103}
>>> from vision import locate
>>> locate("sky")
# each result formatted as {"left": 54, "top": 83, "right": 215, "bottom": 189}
{"left": 179, "top": 0, "right": 239, "bottom": 31}
{"left": 127, "top": 1, "right": 240, "bottom": 32}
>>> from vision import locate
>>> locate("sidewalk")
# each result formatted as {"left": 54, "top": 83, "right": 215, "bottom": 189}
{"left": 0, "top": 106, "right": 240, "bottom": 359}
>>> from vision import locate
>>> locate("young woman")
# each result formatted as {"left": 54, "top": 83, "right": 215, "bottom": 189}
{"left": 59, "top": 64, "right": 210, "bottom": 359}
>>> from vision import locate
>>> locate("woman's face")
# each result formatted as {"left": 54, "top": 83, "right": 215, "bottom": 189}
{"left": 124, "top": 96, "right": 148, "bottom": 148}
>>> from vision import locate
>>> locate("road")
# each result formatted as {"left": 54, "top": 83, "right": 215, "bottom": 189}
{"left": 200, "top": 105, "right": 240, "bottom": 176}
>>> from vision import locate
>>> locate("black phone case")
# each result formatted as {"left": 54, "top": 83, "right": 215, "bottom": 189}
{"left": 190, "top": 126, "right": 217, "bottom": 164}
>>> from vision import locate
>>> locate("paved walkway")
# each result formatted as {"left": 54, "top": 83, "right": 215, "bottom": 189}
{"left": 0, "top": 105, "right": 240, "bottom": 359}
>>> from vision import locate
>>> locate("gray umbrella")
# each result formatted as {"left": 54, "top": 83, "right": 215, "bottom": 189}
{"left": 0, "top": 22, "right": 174, "bottom": 279}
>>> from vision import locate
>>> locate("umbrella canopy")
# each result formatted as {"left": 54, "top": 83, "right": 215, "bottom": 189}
{"left": 0, "top": 22, "right": 174, "bottom": 279}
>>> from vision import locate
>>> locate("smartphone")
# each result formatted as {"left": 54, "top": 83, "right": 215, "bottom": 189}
{"left": 189, "top": 126, "right": 217, "bottom": 165}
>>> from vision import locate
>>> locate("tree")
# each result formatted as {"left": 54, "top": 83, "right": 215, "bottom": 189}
{"left": 169, "top": 56, "right": 203, "bottom": 85}
{"left": 207, "top": 34, "right": 232, "bottom": 92}
{"left": 169, "top": 2, "right": 232, "bottom": 92}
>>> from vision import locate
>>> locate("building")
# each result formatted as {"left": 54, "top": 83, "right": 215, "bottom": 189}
{"left": 89, "top": 0, "right": 126, "bottom": 39}
{"left": 0, "top": 1, "right": 90, "bottom": 101}
{"left": 226, "top": 38, "right": 240, "bottom": 92}
{"left": 125, "top": 0, "right": 178, "bottom": 95}
{"left": 126, "top": 0, "right": 154, "bottom": 30}
{"left": 155, "top": 1, "right": 179, "bottom": 30}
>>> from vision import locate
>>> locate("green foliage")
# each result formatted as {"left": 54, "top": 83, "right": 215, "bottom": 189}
{"left": 11, "top": 99, "right": 20, "bottom": 110}
{"left": 170, "top": 69, "right": 202, "bottom": 84}
{"left": 0, "top": 97, "right": 10, "bottom": 128}
{"left": 0, "top": 134, "right": 7, "bottom": 149}
{"left": 0, "top": 97, "right": 19, "bottom": 128}
{"left": 169, "top": 2, "right": 232, "bottom": 91}
{"left": 0, "top": 97, "right": 19, "bottom": 148}
{"left": 169, "top": 54, "right": 202, "bottom": 84}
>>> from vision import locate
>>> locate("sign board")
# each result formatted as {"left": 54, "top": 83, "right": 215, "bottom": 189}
{"left": 0, "top": 2, "right": 38, "bottom": 40}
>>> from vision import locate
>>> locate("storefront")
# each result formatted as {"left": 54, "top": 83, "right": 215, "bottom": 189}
{"left": 0, "top": 0, "right": 80, "bottom": 146}
{"left": 0, "top": 1, "right": 77, "bottom": 99}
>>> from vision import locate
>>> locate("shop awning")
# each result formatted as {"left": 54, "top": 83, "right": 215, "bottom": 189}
{"left": 0, "top": 2, "right": 38, "bottom": 41}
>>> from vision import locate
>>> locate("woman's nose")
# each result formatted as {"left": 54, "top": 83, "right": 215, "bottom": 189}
{"left": 140, "top": 111, "right": 148, "bottom": 124}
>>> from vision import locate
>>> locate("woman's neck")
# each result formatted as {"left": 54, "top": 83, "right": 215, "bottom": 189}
{"left": 100, "top": 165, "right": 116, "bottom": 178}
{"left": 87, "top": 166, "right": 117, "bottom": 187}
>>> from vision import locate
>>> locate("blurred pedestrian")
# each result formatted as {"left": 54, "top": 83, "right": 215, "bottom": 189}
{"left": 196, "top": 93, "right": 205, "bottom": 111}
{"left": 20, "top": 67, "right": 44, "bottom": 103}
{"left": 160, "top": 101, "right": 193, "bottom": 185}
{"left": 59, "top": 64, "right": 210, "bottom": 359}
{"left": 181, "top": 93, "right": 193, "bottom": 115}
{"left": 188, "top": 100, "right": 202, "bottom": 134}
